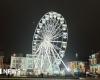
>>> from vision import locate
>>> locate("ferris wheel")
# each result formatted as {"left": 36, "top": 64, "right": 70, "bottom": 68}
{"left": 32, "top": 11, "right": 68, "bottom": 75}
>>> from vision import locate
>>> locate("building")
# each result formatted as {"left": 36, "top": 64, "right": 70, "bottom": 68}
{"left": 0, "top": 56, "right": 4, "bottom": 69}
{"left": 89, "top": 52, "right": 100, "bottom": 74}
{"left": 10, "top": 54, "right": 34, "bottom": 76}
{"left": 67, "top": 61, "right": 86, "bottom": 74}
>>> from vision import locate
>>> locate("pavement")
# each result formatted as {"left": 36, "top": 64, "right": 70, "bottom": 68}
{"left": 0, "top": 77, "right": 99, "bottom": 80}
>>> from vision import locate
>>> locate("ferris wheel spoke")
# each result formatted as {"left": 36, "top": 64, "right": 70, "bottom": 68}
{"left": 49, "top": 19, "right": 59, "bottom": 35}
{"left": 51, "top": 41, "right": 62, "bottom": 43}
{"left": 53, "top": 29, "right": 62, "bottom": 37}
{"left": 37, "top": 34, "right": 44, "bottom": 40}
{"left": 53, "top": 23, "right": 62, "bottom": 35}
{"left": 40, "top": 47, "right": 44, "bottom": 70}
{"left": 43, "top": 20, "right": 57, "bottom": 36}
{"left": 33, "top": 39, "right": 42, "bottom": 41}
{"left": 51, "top": 27, "right": 56, "bottom": 34}
{"left": 33, "top": 44, "right": 43, "bottom": 55}
{"left": 50, "top": 29, "right": 56, "bottom": 36}
{"left": 49, "top": 18, "right": 53, "bottom": 25}
{"left": 50, "top": 46, "right": 59, "bottom": 60}
{"left": 39, "top": 32, "right": 44, "bottom": 38}
{"left": 32, "top": 46, "right": 39, "bottom": 55}
{"left": 45, "top": 48, "right": 53, "bottom": 70}
{"left": 51, "top": 26, "right": 60, "bottom": 36}
{"left": 52, "top": 44, "right": 62, "bottom": 51}
{"left": 54, "top": 19, "right": 59, "bottom": 28}
{"left": 36, "top": 51, "right": 41, "bottom": 66}
{"left": 37, "top": 46, "right": 45, "bottom": 69}
{"left": 41, "top": 31, "right": 46, "bottom": 38}
{"left": 34, "top": 48, "right": 42, "bottom": 69}
{"left": 52, "top": 47, "right": 69, "bottom": 71}
{"left": 44, "top": 24, "right": 48, "bottom": 31}
{"left": 41, "top": 26, "right": 46, "bottom": 35}
{"left": 52, "top": 33, "right": 62, "bottom": 40}
{"left": 32, "top": 41, "right": 41, "bottom": 49}
{"left": 52, "top": 35, "right": 62, "bottom": 40}
{"left": 52, "top": 18, "right": 57, "bottom": 27}
{"left": 45, "top": 19, "right": 57, "bottom": 35}
{"left": 52, "top": 46, "right": 61, "bottom": 60}
{"left": 44, "top": 20, "right": 51, "bottom": 31}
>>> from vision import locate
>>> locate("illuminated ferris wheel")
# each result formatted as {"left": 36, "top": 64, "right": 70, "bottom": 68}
{"left": 32, "top": 11, "right": 68, "bottom": 75}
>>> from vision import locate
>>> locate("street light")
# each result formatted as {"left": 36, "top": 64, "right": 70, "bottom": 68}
{"left": 76, "top": 53, "right": 79, "bottom": 78}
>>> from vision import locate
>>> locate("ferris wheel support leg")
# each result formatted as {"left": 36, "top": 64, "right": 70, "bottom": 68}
{"left": 34, "top": 47, "right": 42, "bottom": 72}
{"left": 53, "top": 47, "right": 70, "bottom": 72}
{"left": 32, "top": 45, "right": 40, "bottom": 55}
{"left": 40, "top": 48, "right": 44, "bottom": 73}
{"left": 45, "top": 48, "right": 53, "bottom": 74}
{"left": 51, "top": 47, "right": 61, "bottom": 74}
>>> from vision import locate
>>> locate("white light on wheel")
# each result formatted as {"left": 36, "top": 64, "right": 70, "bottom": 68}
{"left": 32, "top": 46, "right": 36, "bottom": 51}
{"left": 62, "top": 42, "right": 67, "bottom": 48}
{"left": 45, "top": 15, "right": 49, "bottom": 20}
{"left": 38, "top": 23, "right": 43, "bottom": 28}
{"left": 42, "top": 19, "right": 46, "bottom": 24}
{"left": 63, "top": 32, "right": 68, "bottom": 39}
{"left": 57, "top": 17, "right": 60, "bottom": 20}
{"left": 36, "top": 29, "right": 40, "bottom": 33}
{"left": 59, "top": 50, "right": 65, "bottom": 54}
{"left": 60, "top": 18, "right": 64, "bottom": 24}
{"left": 53, "top": 15, "right": 57, "bottom": 18}
{"left": 57, "top": 14, "right": 61, "bottom": 17}
{"left": 52, "top": 12, "right": 57, "bottom": 15}
{"left": 33, "top": 41, "right": 36, "bottom": 45}
{"left": 34, "top": 34, "right": 38, "bottom": 39}
{"left": 62, "top": 24, "right": 67, "bottom": 30}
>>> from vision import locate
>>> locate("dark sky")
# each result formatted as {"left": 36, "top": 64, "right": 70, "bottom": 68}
{"left": 0, "top": 0, "right": 100, "bottom": 61}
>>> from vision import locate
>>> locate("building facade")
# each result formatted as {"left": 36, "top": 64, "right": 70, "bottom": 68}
{"left": 67, "top": 61, "right": 86, "bottom": 74}
{"left": 10, "top": 54, "right": 34, "bottom": 76}
{"left": 0, "top": 56, "right": 4, "bottom": 69}
{"left": 89, "top": 52, "right": 100, "bottom": 74}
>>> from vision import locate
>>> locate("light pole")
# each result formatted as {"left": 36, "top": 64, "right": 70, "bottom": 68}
{"left": 76, "top": 53, "right": 79, "bottom": 78}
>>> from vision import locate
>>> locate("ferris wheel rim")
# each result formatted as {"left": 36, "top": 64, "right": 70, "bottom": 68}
{"left": 32, "top": 11, "right": 68, "bottom": 73}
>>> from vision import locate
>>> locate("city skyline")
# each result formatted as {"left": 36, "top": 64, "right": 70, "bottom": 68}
{"left": 0, "top": 0, "right": 100, "bottom": 61}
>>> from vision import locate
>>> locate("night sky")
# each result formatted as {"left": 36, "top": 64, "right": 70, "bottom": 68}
{"left": 0, "top": 0, "right": 100, "bottom": 61}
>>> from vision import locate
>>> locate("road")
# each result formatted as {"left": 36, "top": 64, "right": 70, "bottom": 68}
{"left": 0, "top": 77, "right": 99, "bottom": 80}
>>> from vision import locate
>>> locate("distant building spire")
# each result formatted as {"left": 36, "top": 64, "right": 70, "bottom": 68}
{"left": 12, "top": 53, "right": 16, "bottom": 57}
{"left": 76, "top": 53, "right": 78, "bottom": 58}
